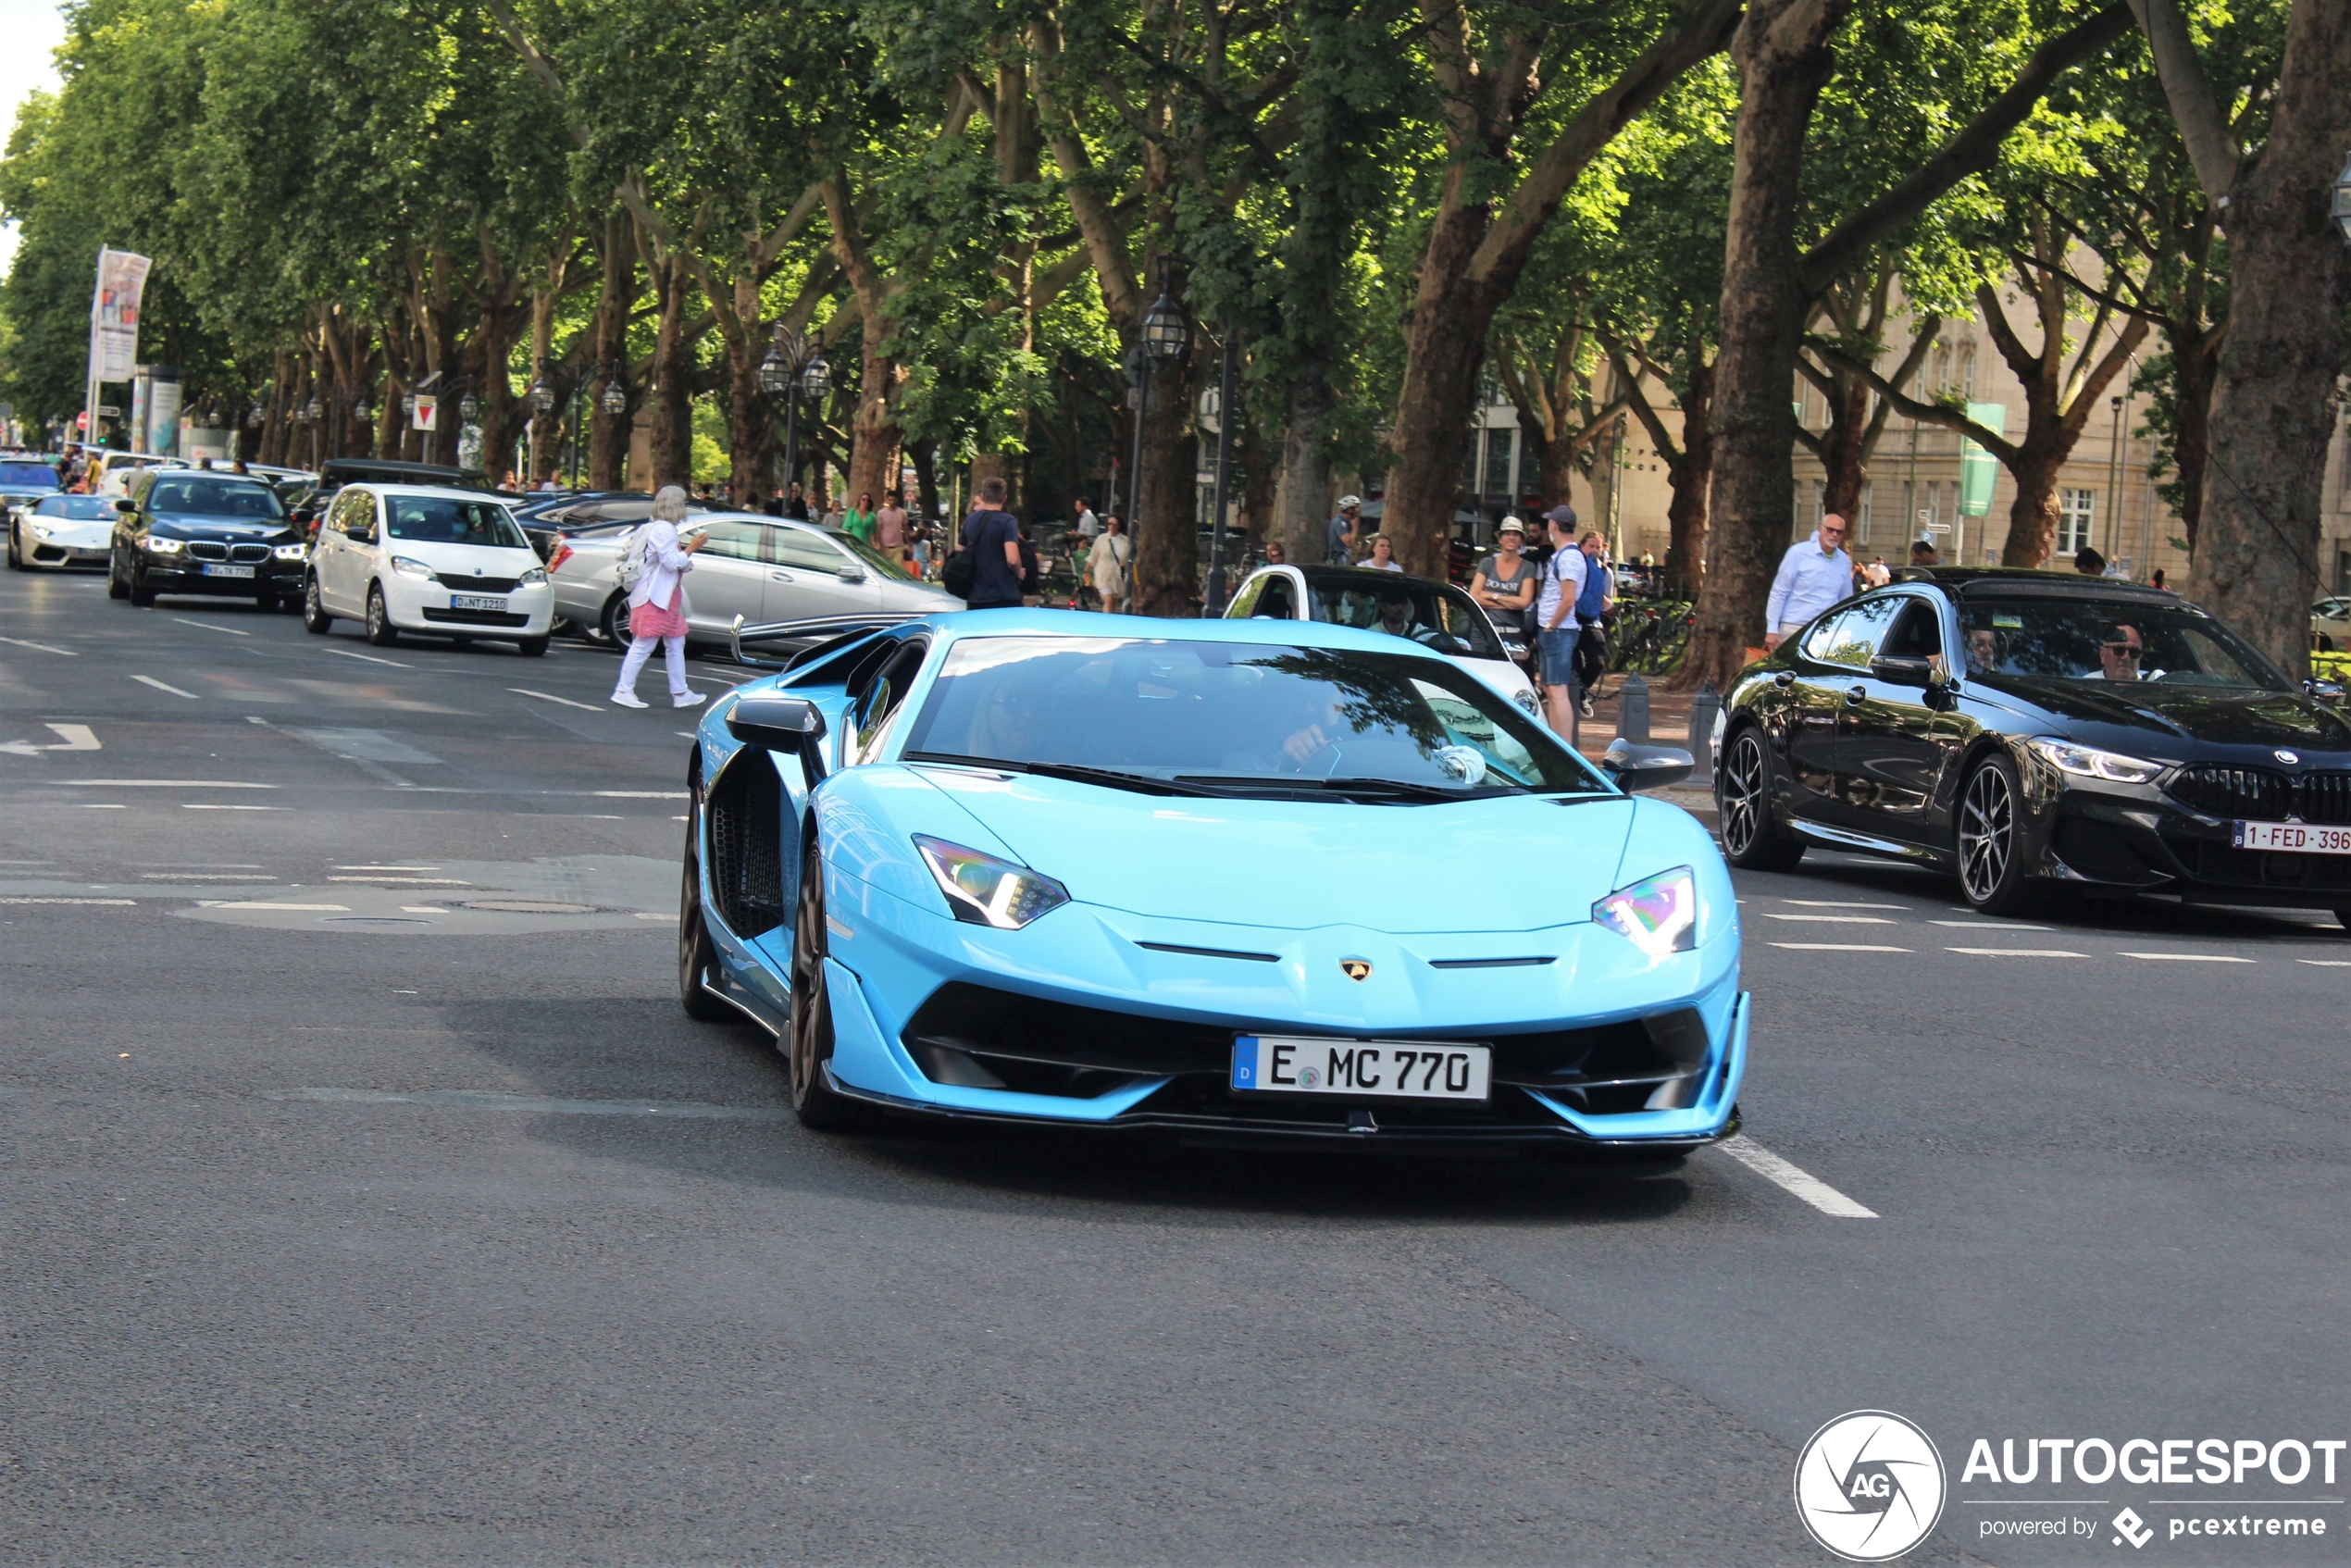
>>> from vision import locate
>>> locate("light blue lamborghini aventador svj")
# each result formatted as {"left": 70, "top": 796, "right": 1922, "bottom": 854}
{"left": 679, "top": 609, "right": 1747, "bottom": 1151}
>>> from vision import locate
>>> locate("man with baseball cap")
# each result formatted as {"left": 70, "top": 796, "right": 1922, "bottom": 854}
{"left": 1536, "top": 504, "right": 1588, "bottom": 740}
{"left": 1327, "top": 495, "right": 1362, "bottom": 565}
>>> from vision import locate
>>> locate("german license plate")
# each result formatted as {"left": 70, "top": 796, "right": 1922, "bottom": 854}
{"left": 1231, "top": 1035, "right": 1491, "bottom": 1101}
{"left": 2233, "top": 821, "right": 2351, "bottom": 855}
{"left": 451, "top": 593, "right": 506, "bottom": 612}
{"left": 199, "top": 563, "right": 255, "bottom": 579}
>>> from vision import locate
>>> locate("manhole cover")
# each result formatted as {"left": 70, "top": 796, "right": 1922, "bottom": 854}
{"left": 324, "top": 916, "right": 436, "bottom": 927}
{"left": 461, "top": 900, "right": 600, "bottom": 915}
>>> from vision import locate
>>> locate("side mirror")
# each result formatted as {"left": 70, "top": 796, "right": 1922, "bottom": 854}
{"left": 1600, "top": 738, "right": 1694, "bottom": 793}
{"left": 2310, "top": 678, "right": 2346, "bottom": 703}
{"left": 728, "top": 694, "right": 829, "bottom": 782}
{"left": 115, "top": 497, "right": 137, "bottom": 514}
{"left": 1868, "top": 653, "right": 1934, "bottom": 687}
{"left": 839, "top": 566, "right": 865, "bottom": 582}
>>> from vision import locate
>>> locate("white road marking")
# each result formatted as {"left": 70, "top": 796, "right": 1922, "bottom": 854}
{"left": 172, "top": 617, "right": 250, "bottom": 637}
{"left": 327, "top": 877, "right": 470, "bottom": 885}
{"left": 592, "top": 790, "right": 690, "bottom": 799}
{"left": 508, "top": 687, "right": 602, "bottom": 712}
{"left": 2118, "top": 952, "right": 2256, "bottom": 963}
{"left": 1760, "top": 913, "right": 1895, "bottom": 924}
{"left": 633, "top": 912, "right": 671, "bottom": 920}
{"left": 78, "top": 803, "right": 127, "bottom": 809}
{"left": 1931, "top": 919, "right": 2053, "bottom": 929}
{"left": 0, "top": 896, "right": 138, "bottom": 905}
{"left": 66, "top": 778, "right": 277, "bottom": 788}
{"left": 182, "top": 803, "right": 287, "bottom": 811}
{"left": 2298, "top": 959, "right": 2351, "bottom": 967}
{"left": 1713, "top": 1136, "right": 1878, "bottom": 1218}
{"left": 139, "top": 873, "right": 276, "bottom": 880}
{"left": 268, "top": 1087, "right": 789, "bottom": 1120}
{"left": 0, "top": 636, "right": 78, "bottom": 654}
{"left": 400, "top": 906, "right": 447, "bottom": 915}
{"left": 1781, "top": 899, "right": 1909, "bottom": 909}
{"left": 336, "top": 865, "right": 443, "bottom": 871}
{"left": 1769, "top": 941, "right": 1912, "bottom": 952}
{"left": 40, "top": 724, "right": 99, "bottom": 752}
{"left": 196, "top": 902, "right": 350, "bottom": 912}
{"left": 131, "top": 675, "right": 201, "bottom": 699}
{"left": 324, "top": 649, "right": 413, "bottom": 667}
{"left": 1946, "top": 947, "right": 2085, "bottom": 958}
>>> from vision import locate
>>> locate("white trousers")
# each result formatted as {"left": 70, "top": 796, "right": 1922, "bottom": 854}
{"left": 616, "top": 633, "right": 688, "bottom": 698}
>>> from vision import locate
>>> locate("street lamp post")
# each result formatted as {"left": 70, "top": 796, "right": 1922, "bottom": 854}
{"left": 760, "top": 327, "right": 829, "bottom": 512}
{"left": 1203, "top": 328, "right": 1238, "bottom": 616}
{"left": 527, "top": 375, "right": 556, "bottom": 484}
{"left": 2331, "top": 151, "right": 2351, "bottom": 244}
{"left": 1130, "top": 280, "right": 1191, "bottom": 595}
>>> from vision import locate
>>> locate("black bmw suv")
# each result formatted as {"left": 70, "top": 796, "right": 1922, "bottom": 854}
{"left": 108, "top": 468, "right": 309, "bottom": 611}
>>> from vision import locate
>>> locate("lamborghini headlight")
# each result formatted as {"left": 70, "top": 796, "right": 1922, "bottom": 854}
{"left": 1591, "top": 865, "right": 1698, "bottom": 958}
{"left": 2027, "top": 737, "right": 2163, "bottom": 785}
{"left": 914, "top": 836, "right": 1070, "bottom": 928}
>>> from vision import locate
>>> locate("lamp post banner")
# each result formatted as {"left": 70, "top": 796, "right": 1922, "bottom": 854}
{"left": 89, "top": 248, "right": 152, "bottom": 381}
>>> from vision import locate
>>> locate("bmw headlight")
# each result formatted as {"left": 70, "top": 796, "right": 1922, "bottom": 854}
{"left": 519, "top": 566, "right": 548, "bottom": 585}
{"left": 1592, "top": 865, "right": 1698, "bottom": 958}
{"left": 914, "top": 836, "right": 1070, "bottom": 928}
{"left": 2027, "top": 738, "right": 2163, "bottom": 785}
{"left": 273, "top": 542, "right": 306, "bottom": 560}
{"left": 390, "top": 555, "right": 438, "bottom": 581}
{"left": 142, "top": 534, "right": 184, "bottom": 554}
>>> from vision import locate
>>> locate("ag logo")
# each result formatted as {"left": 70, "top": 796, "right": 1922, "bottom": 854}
{"left": 1793, "top": 1410, "right": 1947, "bottom": 1562}
{"left": 1338, "top": 958, "right": 1372, "bottom": 981}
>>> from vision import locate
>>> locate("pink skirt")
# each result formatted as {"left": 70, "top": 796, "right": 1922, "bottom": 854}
{"left": 629, "top": 587, "right": 689, "bottom": 640}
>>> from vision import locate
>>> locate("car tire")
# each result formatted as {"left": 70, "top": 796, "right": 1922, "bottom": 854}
{"left": 788, "top": 838, "right": 877, "bottom": 1131}
{"left": 365, "top": 584, "right": 398, "bottom": 646}
{"left": 515, "top": 635, "right": 550, "bottom": 657}
{"left": 107, "top": 550, "right": 130, "bottom": 599}
{"left": 678, "top": 782, "right": 731, "bottom": 1022}
{"left": 5, "top": 523, "right": 19, "bottom": 569}
{"left": 303, "top": 575, "right": 332, "bottom": 633}
{"left": 128, "top": 564, "right": 155, "bottom": 608}
{"left": 600, "top": 591, "right": 633, "bottom": 649}
{"left": 1956, "top": 753, "right": 2038, "bottom": 915}
{"left": 2334, "top": 908, "right": 2351, "bottom": 935}
{"left": 1717, "top": 728, "right": 1805, "bottom": 871}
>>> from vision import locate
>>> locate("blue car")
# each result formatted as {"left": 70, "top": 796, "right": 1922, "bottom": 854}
{"left": 679, "top": 609, "right": 1748, "bottom": 1151}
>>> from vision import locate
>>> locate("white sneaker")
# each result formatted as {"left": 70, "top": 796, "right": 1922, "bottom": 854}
{"left": 673, "top": 691, "right": 706, "bottom": 709}
{"left": 610, "top": 691, "right": 649, "bottom": 709}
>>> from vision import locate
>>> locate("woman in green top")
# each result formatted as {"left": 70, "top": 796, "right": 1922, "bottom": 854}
{"left": 843, "top": 492, "right": 877, "bottom": 543}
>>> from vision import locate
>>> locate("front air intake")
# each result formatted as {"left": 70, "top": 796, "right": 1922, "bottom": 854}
{"left": 703, "top": 753, "right": 785, "bottom": 939}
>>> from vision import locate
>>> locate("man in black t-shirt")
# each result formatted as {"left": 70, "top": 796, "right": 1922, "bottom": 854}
{"left": 962, "top": 476, "right": 1026, "bottom": 608}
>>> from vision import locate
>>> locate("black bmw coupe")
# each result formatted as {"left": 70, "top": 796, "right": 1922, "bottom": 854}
{"left": 1714, "top": 568, "right": 2351, "bottom": 925}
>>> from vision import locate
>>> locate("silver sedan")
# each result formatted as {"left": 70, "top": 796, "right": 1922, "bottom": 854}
{"left": 548, "top": 512, "right": 960, "bottom": 647}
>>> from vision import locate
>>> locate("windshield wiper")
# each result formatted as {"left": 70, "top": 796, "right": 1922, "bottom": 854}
{"left": 904, "top": 752, "right": 1229, "bottom": 797}
{"left": 1175, "top": 774, "right": 1515, "bottom": 803}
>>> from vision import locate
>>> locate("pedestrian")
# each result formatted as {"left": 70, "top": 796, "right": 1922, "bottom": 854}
{"left": 1075, "top": 498, "right": 1099, "bottom": 540}
{"left": 844, "top": 492, "right": 877, "bottom": 545}
{"left": 1574, "top": 529, "right": 1614, "bottom": 719}
{"left": 820, "top": 494, "right": 846, "bottom": 531}
{"left": 764, "top": 486, "right": 785, "bottom": 517}
{"left": 1764, "top": 513, "right": 1854, "bottom": 650}
{"left": 1362, "top": 533, "right": 1402, "bottom": 571}
{"left": 1327, "top": 494, "right": 1362, "bottom": 565}
{"left": 2151, "top": 567, "right": 2168, "bottom": 591}
{"left": 610, "top": 485, "right": 707, "bottom": 711}
{"left": 1536, "top": 505, "right": 1589, "bottom": 741}
{"left": 877, "top": 489, "right": 909, "bottom": 564}
{"left": 1863, "top": 555, "right": 1891, "bottom": 588}
{"left": 962, "top": 476, "right": 1026, "bottom": 609}
{"left": 2074, "top": 545, "right": 2107, "bottom": 576}
{"left": 1086, "top": 515, "right": 1131, "bottom": 612}
{"left": 1471, "top": 517, "right": 1536, "bottom": 634}
{"left": 909, "top": 523, "right": 933, "bottom": 579}
{"left": 1909, "top": 538, "right": 1939, "bottom": 568}
{"left": 1263, "top": 539, "right": 1287, "bottom": 567}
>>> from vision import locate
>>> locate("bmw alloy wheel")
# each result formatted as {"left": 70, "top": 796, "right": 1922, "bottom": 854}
{"left": 1718, "top": 728, "right": 1802, "bottom": 870}
{"left": 1957, "top": 756, "right": 2034, "bottom": 913}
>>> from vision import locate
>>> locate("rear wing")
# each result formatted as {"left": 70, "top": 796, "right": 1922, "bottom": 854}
{"left": 730, "top": 612, "right": 934, "bottom": 671}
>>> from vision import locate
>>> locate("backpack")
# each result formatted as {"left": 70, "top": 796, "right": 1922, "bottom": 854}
{"left": 1018, "top": 533, "right": 1040, "bottom": 592}
{"left": 614, "top": 525, "right": 649, "bottom": 592}
{"left": 941, "top": 543, "right": 976, "bottom": 599}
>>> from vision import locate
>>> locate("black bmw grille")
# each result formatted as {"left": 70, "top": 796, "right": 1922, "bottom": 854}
{"left": 2167, "top": 765, "right": 2351, "bottom": 824}
{"left": 704, "top": 753, "right": 785, "bottom": 939}
{"left": 187, "top": 540, "right": 226, "bottom": 561}
{"left": 230, "top": 542, "right": 271, "bottom": 563}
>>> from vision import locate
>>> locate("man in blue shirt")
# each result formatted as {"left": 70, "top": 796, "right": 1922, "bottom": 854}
{"left": 962, "top": 476, "right": 1026, "bottom": 609}
{"left": 1764, "top": 513, "right": 1854, "bottom": 649}
{"left": 1326, "top": 494, "right": 1362, "bottom": 565}
{"left": 1572, "top": 529, "right": 1614, "bottom": 718}
{"left": 1536, "top": 505, "right": 1588, "bottom": 740}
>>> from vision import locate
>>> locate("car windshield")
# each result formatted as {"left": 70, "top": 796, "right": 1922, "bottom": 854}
{"left": 1297, "top": 570, "right": 1508, "bottom": 659}
{"left": 827, "top": 528, "right": 914, "bottom": 580}
{"left": 383, "top": 496, "right": 528, "bottom": 548}
{"left": 1957, "top": 597, "right": 2290, "bottom": 691}
{"left": 902, "top": 635, "right": 1604, "bottom": 796}
{"left": 145, "top": 476, "right": 285, "bottom": 519}
{"left": 36, "top": 495, "right": 115, "bottom": 519}
{"left": 0, "top": 462, "right": 57, "bottom": 488}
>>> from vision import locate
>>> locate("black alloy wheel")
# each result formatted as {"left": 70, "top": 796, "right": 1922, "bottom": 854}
{"left": 302, "top": 574, "right": 332, "bottom": 633}
{"left": 1957, "top": 753, "right": 2037, "bottom": 915}
{"left": 1718, "top": 728, "right": 1805, "bottom": 871}
{"left": 107, "top": 548, "right": 130, "bottom": 599}
{"left": 788, "top": 839, "right": 877, "bottom": 1130}
{"left": 600, "top": 591, "right": 632, "bottom": 649}
{"left": 364, "top": 584, "right": 399, "bottom": 646}
{"left": 678, "top": 778, "right": 729, "bottom": 1021}
{"left": 515, "top": 635, "right": 550, "bottom": 658}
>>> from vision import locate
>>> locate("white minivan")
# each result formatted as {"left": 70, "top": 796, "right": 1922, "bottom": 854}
{"left": 303, "top": 484, "right": 553, "bottom": 654}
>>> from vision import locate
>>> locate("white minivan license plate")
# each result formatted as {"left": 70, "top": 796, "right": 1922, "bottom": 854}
{"left": 450, "top": 593, "right": 507, "bottom": 612}
{"left": 200, "top": 563, "right": 255, "bottom": 579}
{"left": 2233, "top": 821, "right": 2351, "bottom": 855}
{"left": 1231, "top": 1035, "right": 1491, "bottom": 1101}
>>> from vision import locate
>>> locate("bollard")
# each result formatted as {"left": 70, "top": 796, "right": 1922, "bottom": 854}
{"left": 1617, "top": 672, "right": 1650, "bottom": 742}
{"left": 1687, "top": 681, "right": 1721, "bottom": 778}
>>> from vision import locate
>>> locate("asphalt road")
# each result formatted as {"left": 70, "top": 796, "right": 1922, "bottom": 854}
{"left": 4, "top": 565, "right": 2346, "bottom": 1567}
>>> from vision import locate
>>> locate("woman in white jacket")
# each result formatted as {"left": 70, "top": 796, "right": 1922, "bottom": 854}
{"left": 611, "top": 486, "right": 707, "bottom": 709}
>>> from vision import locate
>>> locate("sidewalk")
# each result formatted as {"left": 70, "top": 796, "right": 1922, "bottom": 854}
{"left": 1568, "top": 673, "right": 1718, "bottom": 822}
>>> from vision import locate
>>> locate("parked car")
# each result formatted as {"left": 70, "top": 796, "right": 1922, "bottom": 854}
{"left": 286, "top": 458, "right": 486, "bottom": 536}
{"left": 548, "top": 512, "right": 960, "bottom": 651}
{"left": 513, "top": 490, "right": 714, "bottom": 560}
{"left": 301, "top": 484, "right": 551, "bottom": 653}
{"left": 1225, "top": 563, "right": 1542, "bottom": 718}
{"left": 2313, "top": 596, "right": 2350, "bottom": 652}
{"left": 9, "top": 493, "right": 117, "bottom": 571}
{"left": 1713, "top": 566, "right": 2351, "bottom": 925}
{"left": 90, "top": 452, "right": 182, "bottom": 494}
{"left": 106, "top": 469, "right": 308, "bottom": 609}
{"left": 0, "top": 456, "right": 62, "bottom": 544}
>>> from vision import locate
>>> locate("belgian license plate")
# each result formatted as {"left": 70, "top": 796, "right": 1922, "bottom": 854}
{"left": 451, "top": 593, "right": 506, "bottom": 612}
{"left": 200, "top": 563, "right": 255, "bottom": 579}
{"left": 2233, "top": 821, "right": 2351, "bottom": 855}
{"left": 1231, "top": 1035, "right": 1491, "bottom": 1101}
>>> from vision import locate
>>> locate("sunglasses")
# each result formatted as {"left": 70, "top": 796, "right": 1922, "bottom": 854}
{"left": 2103, "top": 642, "right": 2143, "bottom": 657}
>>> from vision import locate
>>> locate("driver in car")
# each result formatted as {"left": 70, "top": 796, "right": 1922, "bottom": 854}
{"left": 1965, "top": 627, "right": 2001, "bottom": 675}
{"left": 2099, "top": 623, "right": 2145, "bottom": 681}
{"left": 1375, "top": 592, "right": 1414, "bottom": 639}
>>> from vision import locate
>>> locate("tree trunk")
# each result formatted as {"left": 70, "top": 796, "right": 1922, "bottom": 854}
{"left": 2169, "top": 329, "right": 2220, "bottom": 554}
{"left": 1277, "top": 373, "right": 1336, "bottom": 567}
{"left": 1818, "top": 374, "right": 1869, "bottom": 516}
{"left": 1131, "top": 348, "right": 1200, "bottom": 616}
{"left": 590, "top": 206, "right": 635, "bottom": 491}
{"left": 648, "top": 257, "right": 691, "bottom": 491}
{"left": 1999, "top": 447, "right": 2068, "bottom": 566}
{"left": 1663, "top": 359, "right": 1713, "bottom": 602}
{"left": 527, "top": 287, "right": 558, "bottom": 482}
{"left": 1382, "top": 192, "right": 1494, "bottom": 577}
{"left": 261, "top": 348, "right": 295, "bottom": 467}
{"left": 724, "top": 275, "right": 771, "bottom": 507}
{"left": 1239, "top": 412, "right": 1276, "bottom": 545}
{"left": 1681, "top": 0, "right": 1849, "bottom": 691}
{"left": 909, "top": 436, "right": 941, "bottom": 535}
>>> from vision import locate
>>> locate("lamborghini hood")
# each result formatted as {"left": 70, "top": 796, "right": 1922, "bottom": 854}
{"left": 911, "top": 765, "right": 1636, "bottom": 934}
